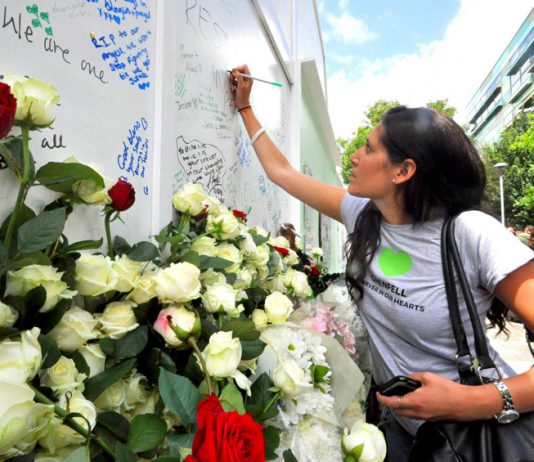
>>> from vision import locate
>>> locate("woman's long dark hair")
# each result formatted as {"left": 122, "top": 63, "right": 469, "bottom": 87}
{"left": 345, "top": 106, "right": 508, "bottom": 332}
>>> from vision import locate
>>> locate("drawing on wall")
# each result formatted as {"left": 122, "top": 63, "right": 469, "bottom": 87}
{"left": 176, "top": 135, "right": 227, "bottom": 201}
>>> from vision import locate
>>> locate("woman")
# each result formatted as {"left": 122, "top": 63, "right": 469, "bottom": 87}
{"left": 229, "top": 65, "right": 534, "bottom": 460}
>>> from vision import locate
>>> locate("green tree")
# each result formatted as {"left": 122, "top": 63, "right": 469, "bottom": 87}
{"left": 426, "top": 99, "right": 457, "bottom": 118}
{"left": 337, "top": 99, "right": 399, "bottom": 184}
{"left": 338, "top": 99, "right": 457, "bottom": 183}
{"left": 481, "top": 112, "right": 534, "bottom": 228}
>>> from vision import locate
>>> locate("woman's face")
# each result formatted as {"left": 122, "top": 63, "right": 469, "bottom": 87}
{"left": 347, "top": 124, "right": 400, "bottom": 199}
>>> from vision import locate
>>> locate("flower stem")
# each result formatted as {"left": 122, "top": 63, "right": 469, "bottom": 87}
{"left": 3, "top": 125, "right": 31, "bottom": 255}
{"left": 104, "top": 208, "right": 115, "bottom": 258}
{"left": 188, "top": 337, "right": 213, "bottom": 395}
{"left": 30, "top": 385, "right": 115, "bottom": 458}
{"left": 262, "top": 390, "right": 281, "bottom": 415}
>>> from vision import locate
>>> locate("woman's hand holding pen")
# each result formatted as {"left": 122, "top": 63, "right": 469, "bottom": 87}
{"left": 229, "top": 65, "right": 253, "bottom": 111}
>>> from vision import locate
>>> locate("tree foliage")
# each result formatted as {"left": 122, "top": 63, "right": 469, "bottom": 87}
{"left": 480, "top": 112, "right": 534, "bottom": 228}
{"left": 337, "top": 99, "right": 457, "bottom": 183}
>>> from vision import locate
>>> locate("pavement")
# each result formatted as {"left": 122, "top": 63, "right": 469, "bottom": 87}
{"left": 488, "top": 320, "right": 533, "bottom": 374}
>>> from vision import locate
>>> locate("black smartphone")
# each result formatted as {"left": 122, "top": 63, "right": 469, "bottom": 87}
{"left": 378, "top": 375, "right": 422, "bottom": 396}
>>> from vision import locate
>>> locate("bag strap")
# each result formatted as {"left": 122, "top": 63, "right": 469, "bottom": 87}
{"left": 441, "top": 215, "right": 497, "bottom": 379}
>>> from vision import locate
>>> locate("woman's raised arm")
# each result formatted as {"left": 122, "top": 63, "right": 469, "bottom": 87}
{"left": 230, "top": 65, "right": 346, "bottom": 222}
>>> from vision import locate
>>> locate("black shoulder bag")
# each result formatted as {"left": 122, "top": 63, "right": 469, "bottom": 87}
{"left": 409, "top": 216, "right": 534, "bottom": 462}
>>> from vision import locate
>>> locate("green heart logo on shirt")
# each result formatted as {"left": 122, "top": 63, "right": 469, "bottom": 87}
{"left": 378, "top": 248, "right": 412, "bottom": 277}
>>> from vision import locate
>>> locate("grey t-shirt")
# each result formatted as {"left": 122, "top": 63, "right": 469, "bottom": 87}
{"left": 340, "top": 192, "right": 533, "bottom": 435}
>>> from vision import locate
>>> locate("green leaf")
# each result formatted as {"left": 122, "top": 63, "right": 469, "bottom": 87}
{"left": 62, "top": 238, "right": 103, "bottom": 253}
{"left": 153, "top": 458, "right": 181, "bottom": 462}
{"left": 219, "top": 382, "right": 246, "bottom": 414}
{"left": 99, "top": 337, "right": 116, "bottom": 356}
{"left": 221, "top": 320, "right": 260, "bottom": 341}
{"left": 158, "top": 368, "right": 201, "bottom": 426}
{"left": 24, "top": 285, "right": 47, "bottom": 312}
{"left": 127, "top": 413, "right": 167, "bottom": 453}
{"left": 38, "top": 333, "right": 61, "bottom": 369}
{"left": 263, "top": 426, "right": 281, "bottom": 461}
{"left": 167, "top": 433, "right": 194, "bottom": 454}
{"left": 84, "top": 358, "right": 136, "bottom": 401}
{"left": 128, "top": 241, "right": 159, "bottom": 261}
{"left": 311, "top": 364, "right": 330, "bottom": 383}
{"left": 0, "top": 327, "right": 19, "bottom": 340}
{"left": 63, "top": 446, "right": 91, "bottom": 462}
{"left": 113, "top": 325, "right": 149, "bottom": 360}
{"left": 70, "top": 350, "right": 90, "bottom": 377}
{"left": 0, "top": 137, "right": 35, "bottom": 179}
{"left": 0, "top": 204, "right": 36, "bottom": 239}
{"left": 198, "top": 255, "right": 233, "bottom": 270}
{"left": 35, "top": 161, "right": 104, "bottom": 194}
{"left": 36, "top": 298, "right": 72, "bottom": 333}
{"left": 283, "top": 449, "right": 299, "bottom": 462}
{"left": 180, "top": 250, "right": 200, "bottom": 266}
{"left": 1, "top": 252, "right": 51, "bottom": 274}
{"left": 17, "top": 207, "right": 66, "bottom": 253}
{"left": 245, "top": 372, "right": 279, "bottom": 421}
{"left": 351, "top": 443, "right": 364, "bottom": 459}
{"left": 113, "top": 236, "right": 132, "bottom": 256}
{"left": 240, "top": 339, "right": 266, "bottom": 360}
{"left": 251, "top": 233, "right": 269, "bottom": 246}
{"left": 97, "top": 411, "right": 130, "bottom": 441}
{"left": 115, "top": 441, "right": 137, "bottom": 462}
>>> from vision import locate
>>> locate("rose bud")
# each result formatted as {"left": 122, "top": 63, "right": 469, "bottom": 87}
{"left": 231, "top": 209, "right": 247, "bottom": 222}
{"left": 153, "top": 306, "right": 200, "bottom": 347}
{"left": 108, "top": 178, "right": 135, "bottom": 211}
{"left": 0, "top": 82, "right": 17, "bottom": 139}
{"left": 273, "top": 246, "right": 289, "bottom": 257}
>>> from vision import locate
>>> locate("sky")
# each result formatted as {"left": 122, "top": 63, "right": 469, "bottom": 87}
{"left": 317, "top": 0, "right": 533, "bottom": 139}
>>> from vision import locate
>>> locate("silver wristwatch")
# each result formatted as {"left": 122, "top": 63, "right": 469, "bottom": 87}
{"left": 490, "top": 379, "right": 519, "bottom": 424}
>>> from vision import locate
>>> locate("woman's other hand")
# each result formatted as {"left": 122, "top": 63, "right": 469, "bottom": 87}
{"left": 376, "top": 372, "right": 501, "bottom": 422}
{"left": 229, "top": 64, "right": 253, "bottom": 111}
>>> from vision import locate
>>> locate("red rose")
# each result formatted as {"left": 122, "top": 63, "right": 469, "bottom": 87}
{"left": 108, "top": 178, "right": 135, "bottom": 211}
{"left": 232, "top": 209, "right": 247, "bottom": 222}
{"left": 310, "top": 263, "right": 321, "bottom": 277}
{"left": 187, "top": 394, "right": 265, "bottom": 462}
{"left": 0, "top": 82, "right": 17, "bottom": 139}
{"left": 273, "top": 246, "right": 289, "bottom": 257}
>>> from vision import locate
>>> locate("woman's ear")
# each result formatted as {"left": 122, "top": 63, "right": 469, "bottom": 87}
{"left": 394, "top": 158, "right": 417, "bottom": 184}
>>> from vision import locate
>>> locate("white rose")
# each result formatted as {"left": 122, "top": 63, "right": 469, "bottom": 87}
{"left": 127, "top": 392, "right": 157, "bottom": 419}
{"left": 48, "top": 306, "right": 99, "bottom": 352}
{"left": 253, "top": 244, "right": 270, "bottom": 266}
{"left": 3, "top": 73, "right": 60, "bottom": 127}
{"left": 63, "top": 156, "right": 112, "bottom": 205}
{"left": 342, "top": 421, "right": 387, "bottom": 462}
{"left": 172, "top": 183, "right": 207, "bottom": 215}
{"left": 202, "top": 282, "right": 237, "bottom": 314}
{"left": 284, "top": 269, "right": 313, "bottom": 298}
{"left": 123, "top": 371, "right": 149, "bottom": 411}
{"left": 127, "top": 263, "right": 159, "bottom": 304}
{"left": 0, "top": 381, "right": 52, "bottom": 458}
{"left": 202, "top": 195, "right": 224, "bottom": 216}
{"left": 252, "top": 226, "right": 269, "bottom": 238}
{"left": 216, "top": 243, "right": 242, "bottom": 273}
{"left": 284, "top": 249, "right": 300, "bottom": 266}
{"left": 5, "top": 265, "right": 76, "bottom": 313}
{"left": 252, "top": 309, "right": 269, "bottom": 328}
{"left": 0, "top": 327, "right": 41, "bottom": 385}
{"left": 269, "top": 274, "right": 287, "bottom": 293}
{"left": 75, "top": 254, "right": 118, "bottom": 297}
{"left": 202, "top": 331, "right": 242, "bottom": 378}
{"left": 78, "top": 344, "right": 106, "bottom": 378}
{"left": 264, "top": 291, "right": 294, "bottom": 324}
{"left": 191, "top": 236, "right": 218, "bottom": 256}
{"left": 154, "top": 262, "right": 201, "bottom": 303}
{"left": 39, "top": 392, "right": 96, "bottom": 452}
{"left": 0, "top": 302, "right": 17, "bottom": 327}
{"left": 233, "top": 268, "right": 253, "bottom": 290}
{"left": 200, "top": 268, "right": 226, "bottom": 288}
{"left": 40, "top": 356, "right": 85, "bottom": 396}
{"left": 238, "top": 233, "right": 257, "bottom": 257}
{"left": 94, "top": 380, "right": 126, "bottom": 412}
{"left": 112, "top": 255, "right": 143, "bottom": 292}
{"left": 206, "top": 211, "right": 240, "bottom": 240}
{"left": 269, "top": 236, "right": 290, "bottom": 249}
{"left": 272, "top": 358, "right": 312, "bottom": 398}
{"left": 99, "top": 300, "right": 139, "bottom": 339}
{"left": 153, "top": 305, "right": 200, "bottom": 346}
{"left": 311, "top": 247, "right": 323, "bottom": 259}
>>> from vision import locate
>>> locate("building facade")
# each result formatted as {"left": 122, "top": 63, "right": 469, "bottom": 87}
{"left": 467, "top": 8, "right": 533, "bottom": 145}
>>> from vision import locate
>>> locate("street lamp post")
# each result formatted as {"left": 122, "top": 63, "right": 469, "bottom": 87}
{"left": 494, "top": 162, "right": 508, "bottom": 226}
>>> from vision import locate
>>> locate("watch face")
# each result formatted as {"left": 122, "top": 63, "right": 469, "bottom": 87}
{"left": 498, "top": 410, "right": 520, "bottom": 424}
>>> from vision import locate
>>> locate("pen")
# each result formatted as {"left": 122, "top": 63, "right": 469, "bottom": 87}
{"left": 226, "top": 70, "right": 283, "bottom": 87}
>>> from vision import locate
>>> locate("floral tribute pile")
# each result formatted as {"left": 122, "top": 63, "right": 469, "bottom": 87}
{"left": 0, "top": 75, "right": 386, "bottom": 462}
